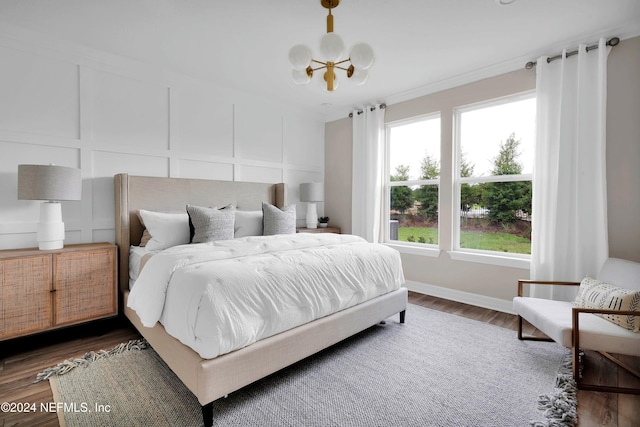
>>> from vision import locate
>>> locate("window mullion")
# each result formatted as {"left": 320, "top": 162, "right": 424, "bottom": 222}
{"left": 458, "top": 174, "right": 532, "bottom": 184}
{"left": 389, "top": 179, "right": 440, "bottom": 187}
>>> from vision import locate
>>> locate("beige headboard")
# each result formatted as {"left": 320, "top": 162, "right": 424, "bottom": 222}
{"left": 114, "top": 173, "right": 286, "bottom": 295}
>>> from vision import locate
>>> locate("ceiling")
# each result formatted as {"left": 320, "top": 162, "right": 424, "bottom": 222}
{"left": 0, "top": 0, "right": 639, "bottom": 121}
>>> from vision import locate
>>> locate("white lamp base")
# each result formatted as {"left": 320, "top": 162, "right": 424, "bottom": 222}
{"left": 37, "top": 202, "right": 65, "bottom": 250}
{"left": 306, "top": 202, "right": 318, "bottom": 229}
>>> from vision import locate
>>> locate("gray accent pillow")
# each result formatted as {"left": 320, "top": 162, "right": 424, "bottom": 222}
{"left": 262, "top": 202, "right": 296, "bottom": 235}
{"left": 186, "top": 204, "right": 235, "bottom": 243}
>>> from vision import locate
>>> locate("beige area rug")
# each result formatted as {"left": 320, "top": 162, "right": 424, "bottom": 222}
{"left": 47, "top": 344, "right": 201, "bottom": 427}
{"left": 37, "top": 304, "right": 577, "bottom": 427}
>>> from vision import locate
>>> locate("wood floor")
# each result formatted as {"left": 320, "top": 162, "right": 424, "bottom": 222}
{"left": 1, "top": 292, "right": 638, "bottom": 426}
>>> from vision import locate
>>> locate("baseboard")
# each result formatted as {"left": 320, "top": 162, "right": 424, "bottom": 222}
{"left": 404, "top": 280, "right": 515, "bottom": 315}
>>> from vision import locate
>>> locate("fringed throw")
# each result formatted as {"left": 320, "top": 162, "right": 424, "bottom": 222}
{"left": 34, "top": 338, "right": 149, "bottom": 383}
{"left": 531, "top": 350, "right": 580, "bottom": 427}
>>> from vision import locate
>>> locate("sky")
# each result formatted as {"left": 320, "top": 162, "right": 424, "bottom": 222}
{"left": 389, "top": 97, "right": 536, "bottom": 181}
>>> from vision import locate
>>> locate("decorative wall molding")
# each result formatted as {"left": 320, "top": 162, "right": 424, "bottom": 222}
{"left": 0, "top": 29, "right": 325, "bottom": 250}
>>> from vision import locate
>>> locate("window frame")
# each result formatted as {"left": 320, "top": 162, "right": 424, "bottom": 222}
{"left": 384, "top": 113, "right": 441, "bottom": 256}
{"left": 451, "top": 91, "right": 535, "bottom": 267}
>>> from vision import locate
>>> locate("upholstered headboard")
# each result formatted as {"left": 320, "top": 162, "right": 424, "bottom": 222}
{"left": 114, "top": 173, "right": 286, "bottom": 295}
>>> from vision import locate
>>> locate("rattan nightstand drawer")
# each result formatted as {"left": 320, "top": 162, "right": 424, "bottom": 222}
{"left": 0, "top": 255, "right": 52, "bottom": 338}
{"left": 0, "top": 243, "right": 117, "bottom": 340}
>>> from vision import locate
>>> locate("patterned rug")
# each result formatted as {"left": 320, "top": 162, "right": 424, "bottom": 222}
{"left": 37, "top": 304, "right": 577, "bottom": 427}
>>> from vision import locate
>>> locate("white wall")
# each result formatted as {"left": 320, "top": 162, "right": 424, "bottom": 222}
{"left": 0, "top": 30, "right": 325, "bottom": 250}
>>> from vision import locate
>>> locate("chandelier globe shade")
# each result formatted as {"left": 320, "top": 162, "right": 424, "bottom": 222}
{"left": 320, "top": 33, "right": 345, "bottom": 62}
{"left": 292, "top": 69, "right": 312, "bottom": 85}
{"left": 350, "top": 68, "right": 368, "bottom": 85}
{"left": 349, "top": 43, "right": 375, "bottom": 69}
{"left": 289, "top": 45, "right": 312, "bottom": 70}
{"left": 288, "top": 0, "right": 374, "bottom": 92}
{"left": 321, "top": 71, "right": 340, "bottom": 91}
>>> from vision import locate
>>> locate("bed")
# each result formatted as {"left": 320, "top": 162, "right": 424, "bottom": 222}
{"left": 114, "top": 173, "right": 408, "bottom": 426}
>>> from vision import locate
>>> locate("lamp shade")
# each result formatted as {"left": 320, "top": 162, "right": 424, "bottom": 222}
{"left": 18, "top": 164, "right": 82, "bottom": 201}
{"left": 299, "top": 182, "right": 324, "bottom": 202}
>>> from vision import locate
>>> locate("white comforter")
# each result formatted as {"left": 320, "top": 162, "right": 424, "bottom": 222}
{"left": 127, "top": 233, "right": 404, "bottom": 359}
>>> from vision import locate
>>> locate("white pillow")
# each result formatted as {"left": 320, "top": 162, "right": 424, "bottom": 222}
{"left": 235, "top": 210, "right": 263, "bottom": 238}
{"left": 138, "top": 209, "right": 190, "bottom": 251}
{"left": 262, "top": 202, "right": 296, "bottom": 235}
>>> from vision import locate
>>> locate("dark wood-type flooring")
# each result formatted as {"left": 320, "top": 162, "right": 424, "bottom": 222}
{"left": 1, "top": 292, "right": 639, "bottom": 426}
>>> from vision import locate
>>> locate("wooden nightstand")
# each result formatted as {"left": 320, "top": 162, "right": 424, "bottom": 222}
{"left": 0, "top": 242, "right": 117, "bottom": 341}
{"left": 296, "top": 227, "right": 341, "bottom": 234}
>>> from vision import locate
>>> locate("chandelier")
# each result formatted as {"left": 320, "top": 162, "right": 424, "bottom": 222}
{"left": 288, "top": 0, "right": 374, "bottom": 92}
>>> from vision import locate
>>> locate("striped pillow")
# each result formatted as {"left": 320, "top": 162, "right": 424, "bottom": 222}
{"left": 574, "top": 277, "right": 640, "bottom": 332}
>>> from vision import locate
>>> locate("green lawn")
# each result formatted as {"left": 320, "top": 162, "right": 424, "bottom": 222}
{"left": 397, "top": 226, "right": 531, "bottom": 254}
{"left": 398, "top": 227, "right": 438, "bottom": 245}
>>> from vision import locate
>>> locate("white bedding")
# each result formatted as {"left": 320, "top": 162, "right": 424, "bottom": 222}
{"left": 129, "top": 245, "right": 156, "bottom": 286}
{"left": 127, "top": 233, "right": 405, "bottom": 359}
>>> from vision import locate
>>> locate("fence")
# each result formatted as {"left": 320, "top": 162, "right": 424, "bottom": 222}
{"left": 461, "top": 208, "right": 531, "bottom": 222}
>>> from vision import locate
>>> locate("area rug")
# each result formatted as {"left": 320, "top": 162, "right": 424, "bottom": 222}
{"left": 36, "top": 304, "right": 577, "bottom": 427}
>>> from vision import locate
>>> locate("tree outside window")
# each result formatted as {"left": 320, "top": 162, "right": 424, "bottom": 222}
{"left": 390, "top": 165, "right": 413, "bottom": 215}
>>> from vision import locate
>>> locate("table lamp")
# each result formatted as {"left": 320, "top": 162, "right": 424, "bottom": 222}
{"left": 299, "top": 182, "right": 324, "bottom": 229}
{"left": 18, "top": 164, "right": 82, "bottom": 250}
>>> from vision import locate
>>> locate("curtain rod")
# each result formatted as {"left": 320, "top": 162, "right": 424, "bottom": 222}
{"left": 525, "top": 37, "right": 619, "bottom": 69}
{"left": 348, "top": 103, "right": 386, "bottom": 118}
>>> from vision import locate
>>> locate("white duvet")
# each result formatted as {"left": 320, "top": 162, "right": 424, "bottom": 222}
{"left": 127, "top": 233, "right": 404, "bottom": 359}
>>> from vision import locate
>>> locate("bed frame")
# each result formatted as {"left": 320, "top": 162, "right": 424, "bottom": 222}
{"left": 114, "top": 173, "right": 408, "bottom": 426}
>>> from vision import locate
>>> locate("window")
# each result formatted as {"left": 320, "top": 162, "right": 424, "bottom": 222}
{"left": 454, "top": 94, "right": 535, "bottom": 256}
{"left": 386, "top": 115, "right": 440, "bottom": 247}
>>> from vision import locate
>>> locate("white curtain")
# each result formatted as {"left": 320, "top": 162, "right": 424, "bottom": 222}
{"left": 530, "top": 38, "right": 610, "bottom": 300}
{"left": 351, "top": 104, "right": 385, "bottom": 243}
